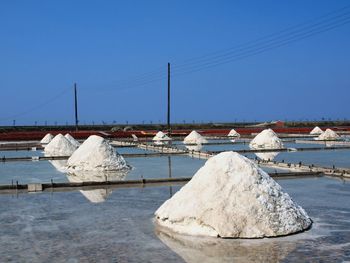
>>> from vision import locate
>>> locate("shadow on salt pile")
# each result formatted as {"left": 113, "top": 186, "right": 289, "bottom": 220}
{"left": 155, "top": 226, "right": 297, "bottom": 263}
{"left": 66, "top": 170, "right": 130, "bottom": 203}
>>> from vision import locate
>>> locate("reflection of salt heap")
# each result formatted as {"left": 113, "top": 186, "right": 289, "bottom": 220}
{"left": 40, "top": 133, "right": 54, "bottom": 144}
{"left": 153, "top": 131, "right": 171, "bottom": 145}
{"left": 317, "top": 128, "right": 339, "bottom": 140}
{"left": 65, "top": 133, "right": 80, "bottom": 147}
{"left": 310, "top": 126, "right": 323, "bottom": 135}
{"left": 249, "top": 129, "right": 283, "bottom": 149}
{"left": 185, "top": 144, "right": 203, "bottom": 152}
{"left": 67, "top": 135, "right": 129, "bottom": 171}
{"left": 227, "top": 129, "right": 240, "bottom": 138}
{"left": 66, "top": 170, "right": 128, "bottom": 203}
{"left": 155, "top": 152, "right": 311, "bottom": 238}
{"left": 183, "top": 131, "right": 208, "bottom": 145}
{"left": 156, "top": 227, "right": 296, "bottom": 263}
{"left": 44, "top": 134, "right": 77, "bottom": 156}
{"left": 255, "top": 152, "right": 279, "bottom": 161}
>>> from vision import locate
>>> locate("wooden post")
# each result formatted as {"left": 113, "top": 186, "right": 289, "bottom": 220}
{"left": 167, "top": 63, "right": 171, "bottom": 135}
{"left": 74, "top": 83, "right": 79, "bottom": 131}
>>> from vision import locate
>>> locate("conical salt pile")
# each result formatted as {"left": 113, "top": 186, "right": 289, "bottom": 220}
{"left": 249, "top": 129, "right": 283, "bottom": 149}
{"left": 183, "top": 131, "right": 208, "bottom": 145}
{"left": 227, "top": 129, "right": 240, "bottom": 137}
{"left": 44, "top": 134, "right": 77, "bottom": 156}
{"left": 155, "top": 152, "right": 312, "bottom": 238}
{"left": 40, "top": 133, "right": 54, "bottom": 144}
{"left": 153, "top": 131, "right": 172, "bottom": 145}
{"left": 67, "top": 135, "right": 130, "bottom": 171}
{"left": 317, "top": 128, "right": 339, "bottom": 140}
{"left": 65, "top": 133, "right": 80, "bottom": 147}
{"left": 310, "top": 126, "right": 323, "bottom": 135}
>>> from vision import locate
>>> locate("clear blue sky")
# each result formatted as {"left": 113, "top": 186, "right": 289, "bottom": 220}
{"left": 1, "top": 0, "right": 350, "bottom": 126}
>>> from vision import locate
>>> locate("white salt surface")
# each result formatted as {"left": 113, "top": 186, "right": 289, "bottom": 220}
{"left": 44, "top": 134, "right": 77, "bottom": 156}
{"left": 227, "top": 129, "right": 240, "bottom": 137}
{"left": 183, "top": 131, "right": 208, "bottom": 145}
{"left": 65, "top": 133, "right": 80, "bottom": 147}
{"left": 155, "top": 151, "right": 311, "bottom": 238}
{"left": 317, "top": 129, "right": 340, "bottom": 140}
{"left": 249, "top": 129, "right": 283, "bottom": 149}
{"left": 67, "top": 135, "right": 130, "bottom": 171}
{"left": 40, "top": 133, "right": 54, "bottom": 144}
{"left": 310, "top": 126, "right": 323, "bottom": 135}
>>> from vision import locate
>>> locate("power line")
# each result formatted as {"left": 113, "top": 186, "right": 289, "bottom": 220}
{"left": 100, "top": 4, "right": 350, "bottom": 91}
{"left": 0, "top": 87, "right": 71, "bottom": 121}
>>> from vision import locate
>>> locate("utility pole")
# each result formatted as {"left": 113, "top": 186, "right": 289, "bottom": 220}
{"left": 74, "top": 83, "right": 79, "bottom": 131}
{"left": 167, "top": 62, "right": 171, "bottom": 135}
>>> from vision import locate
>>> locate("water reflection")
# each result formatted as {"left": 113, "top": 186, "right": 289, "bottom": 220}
{"left": 66, "top": 170, "right": 129, "bottom": 203}
{"left": 155, "top": 226, "right": 297, "bottom": 263}
{"left": 185, "top": 144, "right": 203, "bottom": 152}
{"left": 168, "top": 156, "right": 173, "bottom": 198}
{"left": 254, "top": 152, "right": 279, "bottom": 161}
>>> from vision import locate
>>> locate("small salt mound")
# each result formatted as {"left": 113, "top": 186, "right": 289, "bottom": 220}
{"left": 155, "top": 152, "right": 311, "bottom": 238}
{"left": 65, "top": 133, "right": 80, "bottom": 147}
{"left": 44, "top": 134, "right": 77, "bottom": 156}
{"left": 249, "top": 129, "right": 283, "bottom": 149}
{"left": 153, "top": 131, "right": 171, "bottom": 141}
{"left": 67, "top": 135, "right": 130, "bottom": 171}
{"left": 317, "top": 128, "right": 340, "bottom": 140}
{"left": 310, "top": 126, "right": 323, "bottom": 135}
{"left": 153, "top": 131, "right": 172, "bottom": 145}
{"left": 183, "top": 131, "right": 208, "bottom": 145}
{"left": 227, "top": 129, "right": 240, "bottom": 137}
{"left": 40, "top": 133, "right": 54, "bottom": 144}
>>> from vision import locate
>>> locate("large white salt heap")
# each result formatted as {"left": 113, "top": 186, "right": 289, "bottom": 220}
{"left": 155, "top": 152, "right": 311, "bottom": 238}
{"left": 67, "top": 135, "right": 129, "bottom": 171}
{"left": 65, "top": 133, "right": 80, "bottom": 147}
{"left": 310, "top": 126, "right": 323, "bottom": 135}
{"left": 317, "top": 128, "right": 340, "bottom": 140}
{"left": 40, "top": 133, "right": 54, "bottom": 144}
{"left": 227, "top": 129, "right": 240, "bottom": 137}
{"left": 249, "top": 129, "right": 283, "bottom": 149}
{"left": 183, "top": 131, "right": 208, "bottom": 145}
{"left": 44, "top": 134, "right": 77, "bottom": 156}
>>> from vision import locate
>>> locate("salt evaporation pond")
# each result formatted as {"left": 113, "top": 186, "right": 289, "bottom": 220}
{"left": 274, "top": 149, "right": 350, "bottom": 168}
{"left": 0, "top": 155, "right": 206, "bottom": 184}
{"left": 0, "top": 177, "right": 349, "bottom": 262}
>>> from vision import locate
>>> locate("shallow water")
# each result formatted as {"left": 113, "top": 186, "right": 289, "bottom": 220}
{"left": 0, "top": 177, "right": 349, "bottom": 262}
{"left": 0, "top": 156, "right": 206, "bottom": 185}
